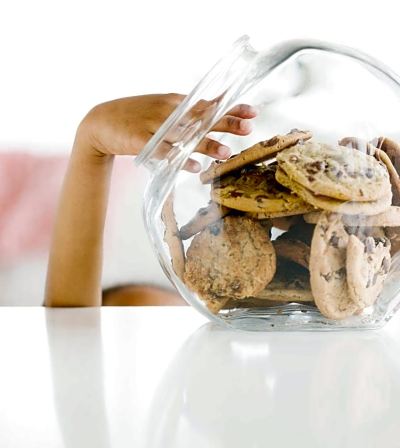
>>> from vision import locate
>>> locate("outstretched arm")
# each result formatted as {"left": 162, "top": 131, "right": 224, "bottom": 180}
{"left": 45, "top": 94, "right": 257, "bottom": 307}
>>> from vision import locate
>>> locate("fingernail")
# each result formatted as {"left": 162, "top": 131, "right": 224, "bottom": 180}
{"left": 190, "top": 160, "right": 201, "bottom": 172}
{"left": 246, "top": 105, "right": 258, "bottom": 116}
{"left": 240, "top": 119, "right": 253, "bottom": 132}
{"left": 217, "top": 145, "right": 231, "bottom": 158}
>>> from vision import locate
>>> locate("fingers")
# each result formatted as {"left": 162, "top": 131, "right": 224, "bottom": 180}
{"left": 192, "top": 101, "right": 257, "bottom": 119}
{"left": 148, "top": 139, "right": 203, "bottom": 173}
{"left": 211, "top": 104, "right": 257, "bottom": 135}
{"left": 184, "top": 103, "right": 258, "bottom": 171}
{"left": 183, "top": 158, "right": 202, "bottom": 173}
{"left": 154, "top": 101, "right": 258, "bottom": 173}
{"left": 211, "top": 115, "right": 253, "bottom": 135}
{"left": 226, "top": 103, "right": 258, "bottom": 119}
{"left": 166, "top": 101, "right": 256, "bottom": 139}
{"left": 196, "top": 137, "right": 231, "bottom": 159}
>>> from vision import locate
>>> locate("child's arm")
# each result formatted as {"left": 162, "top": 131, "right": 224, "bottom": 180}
{"left": 45, "top": 94, "right": 257, "bottom": 307}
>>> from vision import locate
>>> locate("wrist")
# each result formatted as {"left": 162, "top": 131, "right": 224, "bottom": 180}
{"left": 72, "top": 125, "right": 114, "bottom": 167}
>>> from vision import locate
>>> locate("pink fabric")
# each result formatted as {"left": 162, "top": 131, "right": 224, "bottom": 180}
{"left": 0, "top": 153, "right": 68, "bottom": 267}
{"left": 0, "top": 152, "right": 139, "bottom": 269}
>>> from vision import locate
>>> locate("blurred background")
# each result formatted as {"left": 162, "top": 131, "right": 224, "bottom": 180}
{"left": 0, "top": 0, "right": 399, "bottom": 305}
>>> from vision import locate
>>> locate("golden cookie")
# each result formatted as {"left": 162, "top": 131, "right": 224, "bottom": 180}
{"left": 200, "top": 129, "right": 312, "bottom": 184}
{"left": 346, "top": 233, "right": 391, "bottom": 308}
{"left": 270, "top": 215, "right": 301, "bottom": 230}
{"left": 183, "top": 216, "right": 276, "bottom": 307}
{"left": 211, "top": 163, "right": 314, "bottom": 215}
{"left": 273, "top": 239, "right": 310, "bottom": 270}
{"left": 203, "top": 297, "right": 230, "bottom": 314}
{"left": 310, "top": 212, "right": 357, "bottom": 319}
{"left": 340, "top": 136, "right": 400, "bottom": 206}
{"left": 384, "top": 227, "right": 400, "bottom": 256}
{"left": 375, "top": 136, "right": 400, "bottom": 171}
{"left": 276, "top": 168, "right": 392, "bottom": 216}
{"left": 304, "top": 206, "right": 400, "bottom": 227}
{"left": 161, "top": 193, "right": 185, "bottom": 280}
{"left": 254, "top": 261, "right": 313, "bottom": 302}
{"left": 277, "top": 141, "right": 391, "bottom": 202}
{"left": 279, "top": 219, "right": 315, "bottom": 245}
{"left": 180, "top": 201, "right": 230, "bottom": 240}
{"left": 224, "top": 298, "right": 286, "bottom": 308}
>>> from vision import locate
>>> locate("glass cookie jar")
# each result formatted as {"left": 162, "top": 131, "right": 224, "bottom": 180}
{"left": 136, "top": 36, "right": 400, "bottom": 331}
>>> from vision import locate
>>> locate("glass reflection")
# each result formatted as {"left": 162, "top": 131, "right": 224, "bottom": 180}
{"left": 145, "top": 324, "right": 400, "bottom": 447}
{"left": 46, "top": 309, "right": 111, "bottom": 448}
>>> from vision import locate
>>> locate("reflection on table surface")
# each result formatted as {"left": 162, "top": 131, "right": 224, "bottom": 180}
{"left": 0, "top": 307, "right": 400, "bottom": 448}
{"left": 145, "top": 323, "right": 400, "bottom": 448}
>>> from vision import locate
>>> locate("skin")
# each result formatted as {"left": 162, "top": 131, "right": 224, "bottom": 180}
{"left": 102, "top": 284, "right": 187, "bottom": 306}
{"left": 45, "top": 93, "right": 257, "bottom": 307}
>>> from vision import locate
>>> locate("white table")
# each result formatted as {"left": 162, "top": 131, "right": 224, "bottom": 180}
{"left": 1, "top": 307, "right": 400, "bottom": 448}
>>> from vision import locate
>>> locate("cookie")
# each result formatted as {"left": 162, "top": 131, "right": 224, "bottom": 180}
{"left": 254, "top": 286, "right": 314, "bottom": 302}
{"left": 277, "top": 141, "right": 391, "bottom": 202}
{"left": 338, "top": 136, "right": 376, "bottom": 156}
{"left": 375, "top": 146, "right": 400, "bottom": 205}
{"left": 384, "top": 227, "right": 400, "bottom": 256}
{"left": 224, "top": 298, "right": 286, "bottom": 308}
{"left": 200, "top": 129, "right": 312, "bottom": 184}
{"left": 254, "top": 261, "right": 313, "bottom": 302}
{"left": 304, "top": 206, "right": 400, "bottom": 227}
{"left": 271, "top": 215, "right": 301, "bottom": 231}
{"left": 180, "top": 201, "right": 230, "bottom": 240}
{"left": 211, "top": 163, "right": 315, "bottom": 215}
{"left": 273, "top": 239, "right": 310, "bottom": 269}
{"left": 309, "top": 212, "right": 358, "bottom": 319}
{"left": 203, "top": 296, "right": 230, "bottom": 314}
{"left": 183, "top": 215, "right": 276, "bottom": 307}
{"left": 340, "top": 136, "right": 400, "bottom": 205}
{"left": 345, "top": 226, "right": 386, "bottom": 240}
{"left": 375, "top": 136, "right": 400, "bottom": 174}
{"left": 276, "top": 168, "right": 392, "bottom": 215}
{"left": 346, "top": 234, "right": 391, "bottom": 308}
{"left": 161, "top": 193, "right": 185, "bottom": 279}
{"left": 279, "top": 219, "right": 315, "bottom": 245}
{"left": 247, "top": 209, "right": 312, "bottom": 219}
{"left": 339, "top": 137, "right": 400, "bottom": 205}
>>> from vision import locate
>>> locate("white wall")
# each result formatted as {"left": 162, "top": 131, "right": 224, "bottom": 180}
{"left": 1, "top": 0, "right": 400, "bottom": 304}
{"left": 1, "top": 0, "right": 400, "bottom": 153}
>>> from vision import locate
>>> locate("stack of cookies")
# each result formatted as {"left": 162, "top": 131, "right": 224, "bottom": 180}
{"left": 162, "top": 130, "right": 400, "bottom": 320}
{"left": 276, "top": 141, "right": 392, "bottom": 215}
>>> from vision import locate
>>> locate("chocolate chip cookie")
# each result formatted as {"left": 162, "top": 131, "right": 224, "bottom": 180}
{"left": 255, "top": 261, "right": 313, "bottom": 302}
{"left": 277, "top": 141, "right": 391, "bottom": 202}
{"left": 270, "top": 215, "right": 301, "bottom": 230}
{"left": 304, "top": 206, "right": 400, "bottom": 227}
{"left": 310, "top": 212, "right": 358, "bottom": 319}
{"left": 273, "top": 239, "right": 310, "bottom": 269}
{"left": 375, "top": 136, "right": 400, "bottom": 174}
{"left": 161, "top": 193, "right": 185, "bottom": 280}
{"left": 384, "top": 227, "right": 400, "bottom": 256}
{"left": 200, "top": 129, "right": 312, "bottom": 184}
{"left": 346, "top": 233, "right": 391, "bottom": 308}
{"left": 340, "top": 136, "right": 400, "bottom": 206}
{"left": 180, "top": 201, "right": 230, "bottom": 240}
{"left": 184, "top": 216, "right": 276, "bottom": 310}
{"left": 279, "top": 219, "right": 315, "bottom": 244}
{"left": 211, "top": 163, "right": 314, "bottom": 216}
{"left": 375, "top": 137, "right": 400, "bottom": 205}
{"left": 276, "top": 167, "right": 392, "bottom": 215}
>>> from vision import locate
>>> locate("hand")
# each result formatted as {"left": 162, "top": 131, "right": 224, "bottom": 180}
{"left": 76, "top": 93, "right": 257, "bottom": 171}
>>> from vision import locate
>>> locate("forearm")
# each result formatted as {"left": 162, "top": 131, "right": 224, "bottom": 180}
{"left": 45, "top": 138, "right": 114, "bottom": 307}
{"left": 44, "top": 94, "right": 255, "bottom": 306}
